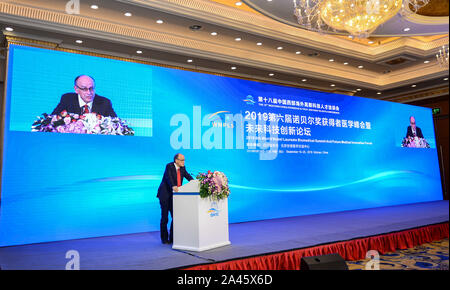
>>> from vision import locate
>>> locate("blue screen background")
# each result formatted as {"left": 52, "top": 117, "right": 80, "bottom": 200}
{"left": 0, "top": 44, "right": 443, "bottom": 246}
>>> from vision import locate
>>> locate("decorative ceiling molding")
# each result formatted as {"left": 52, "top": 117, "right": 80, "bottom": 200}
{"left": 382, "top": 85, "right": 449, "bottom": 103}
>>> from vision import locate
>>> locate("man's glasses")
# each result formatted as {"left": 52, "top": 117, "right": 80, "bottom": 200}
{"left": 76, "top": 85, "right": 95, "bottom": 92}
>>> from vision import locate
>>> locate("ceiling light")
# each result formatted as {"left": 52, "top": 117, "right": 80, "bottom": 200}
{"left": 90, "top": 5, "right": 99, "bottom": 9}
{"left": 423, "top": 60, "right": 430, "bottom": 64}
{"left": 75, "top": 40, "right": 83, "bottom": 44}
{"left": 211, "top": 32, "right": 218, "bottom": 36}
{"left": 301, "top": 79, "right": 307, "bottom": 82}
{"left": 124, "top": 12, "right": 132, "bottom": 17}
{"left": 235, "top": 1, "right": 242, "bottom": 6}
{"left": 403, "top": 27, "right": 410, "bottom": 32}
{"left": 231, "top": 66, "right": 237, "bottom": 70}
{"left": 295, "top": 51, "right": 301, "bottom": 54}
{"left": 5, "top": 27, "right": 14, "bottom": 32}
{"left": 356, "top": 88, "right": 362, "bottom": 91}
{"left": 136, "top": 50, "right": 143, "bottom": 54}
{"left": 189, "top": 25, "right": 202, "bottom": 31}
{"left": 444, "top": 77, "right": 449, "bottom": 81}
{"left": 156, "top": 20, "right": 164, "bottom": 24}
{"left": 269, "top": 73, "right": 274, "bottom": 76}
{"left": 235, "top": 37, "right": 241, "bottom": 41}
{"left": 368, "top": 41, "right": 374, "bottom": 44}
{"left": 256, "top": 42, "right": 262, "bottom": 46}
{"left": 436, "top": 45, "right": 449, "bottom": 67}
{"left": 329, "top": 59, "right": 334, "bottom": 62}
{"left": 330, "top": 84, "right": 336, "bottom": 87}
{"left": 411, "top": 84, "right": 416, "bottom": 87}
{"left": 358, "top": 65, "right": 364, "bottom": 69}
{"left": 293, "top": 1, "right": 427, "bottom": 38}
{"left": 343, "top": 62, "right": 349, "bottom": 65}
{"left": 377, "top": 92, "right": 382, "bottom": 95}
{"left": 277, "top": 46, "right": 283, "bottom": 50}
{"left": 187, "top": 59, "right": 193, "bottom": 63}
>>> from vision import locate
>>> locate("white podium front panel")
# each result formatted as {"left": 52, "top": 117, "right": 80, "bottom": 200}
{"left": 173, "top": 180, "right": 230, "bottom": 252}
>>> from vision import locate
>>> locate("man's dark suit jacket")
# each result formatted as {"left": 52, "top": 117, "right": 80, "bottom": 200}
{"left": 157, "top": 163, "right": 194, "bottom": 201}
{"left": 406, "top": 126, "right": 424, "bottom": 139}
{"left": 51, "top": 93, "right": 117, "bottom": 117}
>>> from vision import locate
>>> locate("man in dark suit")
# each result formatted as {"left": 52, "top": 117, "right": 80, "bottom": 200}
{"left": 157, "top": 153, "right": 193, "bottom": 244}
{"left": 406, "top": 116, "right": 424, "bottom": 139}
{"left": 52, "top": 75, "right": 117, "bottom": 117}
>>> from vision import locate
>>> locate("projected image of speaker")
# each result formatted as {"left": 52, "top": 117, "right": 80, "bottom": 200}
{"left": 300, "top": 253, "right": 348, "bottom": 270}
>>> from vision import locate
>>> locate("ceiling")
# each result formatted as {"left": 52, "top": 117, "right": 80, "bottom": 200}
{"left": 0, "top": 0, "right": 448, "bottom": 103}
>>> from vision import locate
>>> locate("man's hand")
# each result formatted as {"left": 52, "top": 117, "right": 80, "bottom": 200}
{"left": 173, "top": 186, "right": 179, "bottom": 192}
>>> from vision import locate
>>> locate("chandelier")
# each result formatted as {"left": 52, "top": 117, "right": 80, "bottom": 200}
{"left": 293, "top": 0, "right": 430, "bottom": 38}
{"left": 436, "top": 45, "right": 449, "bottom": 68}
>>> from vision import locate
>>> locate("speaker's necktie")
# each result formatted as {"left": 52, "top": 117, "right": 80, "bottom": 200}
{"left": 177, "top": 168, "right": 181, "bottom": 187}
{"left": 82, "top": 105, "right": 89, "bottom": 114}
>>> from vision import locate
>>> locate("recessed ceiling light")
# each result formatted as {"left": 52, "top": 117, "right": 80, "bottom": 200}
{"left": 329, "top": 59, "right": 334, "bottom": 62}
{"left": 411, "top": 84, "right": 416, "bottom": 87}
{"left": 423, "top": 60, "right": 430, "bottom": 64}
{"left": 90, "top": 5, "right": 99, "bottom": 9}
{"left": 136, "top": 50, "right": 143, "bottom": 54}
{"left": 231, "top": 66, "right": 237, "bottom": 70}
{"left": 356, "top": 88, "right": 362, "bottom": 91}
{"left": 269, "top": 73, "right": 274, "bottom": 76}
{"left": 235, "top": 37, "right": 241, "bottom": 41}
{"left": 187, "top": 59, "right": 193, "bottom": 63}
{"left": 256, "top": 42, "right": 262, "bottom": 46}
{"left": 301, "top": 79, "right": 307, "bottom": 82}
{"left": 403, "top": 27, "right": 410, "bottom": 32}
{"left": 348, "top": 35, "right": 353, "bottom": 39}
{"left": 189, "top": 25, "right": 202, "bottom": 31}
{"left": 295, "top": 51, "right": 301, "bottom": 54}
{"left": 358, "top": 65, "right": 364, "bottom": 69}
{"left": 368, "top": 41, "right": 374, "bottom": 44}
{"left": 235, "top": 1, "right": 242, "bottom": 6}
{"left": 156, "top": 20, "right": 164, "bottom": 24}
{"left": 211, "top": 32, "right": 218, "bottom": 36}
{"left": 75, "top": 40, "right": 83, "bottom": 44}
{"left": 5, "top": 27, "right": 14, "bottom": 32}
{"left": 343, "top": 62, "right": 349, "bottom": 65}
{"left": 377, "top": 92, "right": 382, "bottom": 95}
{"left": 330, "top": 84, "right": 336, "bottom": 87}
{"left": 277, "top": 46, "right": 283, "bottom": 50}
{"left": 444, "top": 77, "right": 449, "bottom": 81}
{"left": 124, "top": 12, "right": 132, "bottom": 17}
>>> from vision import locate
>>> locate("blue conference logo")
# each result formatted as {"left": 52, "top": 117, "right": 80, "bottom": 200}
{"left": 208, "top": 201, "right": 220, "bottom": 217}
{"left": 243, "top": 95, "right": 255, "bottom": 105}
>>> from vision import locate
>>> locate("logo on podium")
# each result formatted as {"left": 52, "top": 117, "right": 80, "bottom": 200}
{"left": 208, "top": 201, "right": 220, "bottom": 217}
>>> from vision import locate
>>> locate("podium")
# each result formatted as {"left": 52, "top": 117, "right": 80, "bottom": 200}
{"left": 172, "top": 180, "right": 231, "bottom": 252}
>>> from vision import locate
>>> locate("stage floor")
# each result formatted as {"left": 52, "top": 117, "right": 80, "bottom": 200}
{"left": 0, "top": 200, "right": 448, "bottom": 270}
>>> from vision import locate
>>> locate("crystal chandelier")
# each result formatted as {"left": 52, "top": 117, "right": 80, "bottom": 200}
{"left": 293, "top": 0, "right": 430, "bottom": 38}
{"left": 436, "top": 45, "right": 449, "bottom": 68}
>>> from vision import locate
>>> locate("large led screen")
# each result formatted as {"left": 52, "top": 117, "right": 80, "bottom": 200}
{"left": 0, "top": 44, "right": 443, "bottom": 246}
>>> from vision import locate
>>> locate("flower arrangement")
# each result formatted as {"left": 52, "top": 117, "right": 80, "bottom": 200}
{"left": 196, "top": 171, "right": 230, "bottom": 201}
{"left": 401, "top": 136, "right": 430, "bottom": 148}
{"left": 31, "top": 110, "right": 134, "bottom": 136}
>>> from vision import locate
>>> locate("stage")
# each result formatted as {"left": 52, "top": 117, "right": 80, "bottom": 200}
{"left": 0, "top": 200, "right": 448, "bottom": 270}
